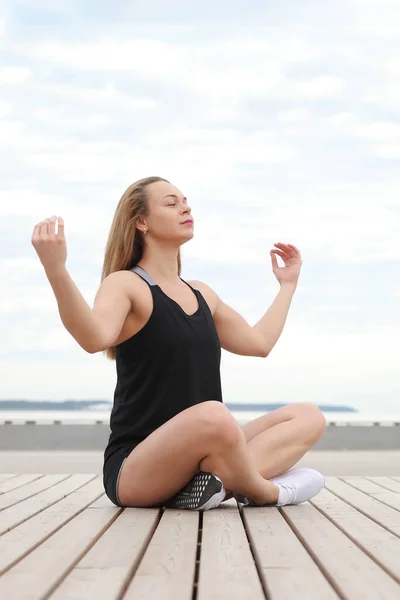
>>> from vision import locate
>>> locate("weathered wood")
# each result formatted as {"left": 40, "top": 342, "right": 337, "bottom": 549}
{"left": 243, "top": 504, "right": 339, "bottom": 599}
{"left": 311, "top": 487, "right": 400, "bottom": 581}
{"left": 50, "top": 505, "right": 160, "bottom": 600}
{"left": 282, "top": 501, "right": 400, "bottom": 599}
{"left": 0, "top": 474, "right": 17, "bottom": 483}
{"left": 198, "top": 500, "right": 265, "bottom": 600}
{"left": 0, "top": 474, "right": 101, "bottom": 535}
{"left": 0, "top": 497, "right": 120, "bottom": 599}
{"left": 365, "top": 477, "right": 400, "bottom": 494}
{"left": 0, "top": 474, "right": 43, "bottom": 495}
{"left": 324, "top": 477, "right": 400, "bottom": 536}
{"left": 0, "top": 475, "right": 103, "bottom": 574}
{"left": 0, "top": 474, "right": 399, "bottom": 600}
{"left": 0, "top": 474, "right": 69, "bottom": 510}
{"left": 122, "top": 508, "right": 198, "bottom": 600}
{"left": 341, "top": 477, "right": 400, "bottom": 511}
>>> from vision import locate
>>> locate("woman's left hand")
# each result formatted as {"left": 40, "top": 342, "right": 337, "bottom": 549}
{"left": 270, "top": 242, "right": 302, "bottom": 287}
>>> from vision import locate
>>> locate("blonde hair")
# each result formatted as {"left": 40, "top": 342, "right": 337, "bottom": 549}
{"left": 101, "top": 176, "right": 182, "bottom": 360}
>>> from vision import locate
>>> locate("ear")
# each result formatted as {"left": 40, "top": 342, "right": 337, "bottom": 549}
{"left": 136, "top": 217, "right": 147, "bottom": 234}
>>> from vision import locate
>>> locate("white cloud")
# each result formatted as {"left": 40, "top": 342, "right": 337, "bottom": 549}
{"left": 277, "top": 108, "right": 311, "bottom": 122}
{"left": 0, "top": 66, "right": 31, "bottom": 84}
{"left": 1, "top": 1, "right": 400, "bottom": 412}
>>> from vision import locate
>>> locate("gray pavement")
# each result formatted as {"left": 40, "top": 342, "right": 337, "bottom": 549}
{"left": 1, "top": 450, "right": 400, "bottom": 476}
{"left": 1, "top": 424, "right": 400, "bottom": 450}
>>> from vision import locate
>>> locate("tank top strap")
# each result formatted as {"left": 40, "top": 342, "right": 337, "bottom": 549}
{"left": 130, "top": 265, "right": 157, "bottom": 287}
{"left": 180, "top": 278, "right": 198, "bottom": 291}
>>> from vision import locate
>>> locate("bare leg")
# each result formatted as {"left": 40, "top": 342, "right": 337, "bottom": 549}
{"left": 240, "top": 403, "right": 327, "bottom": 479}
{"left": 117, "top": 401, "right": 279, "bottom": 508}
{"left": 198, "top": 424, "right": 279, "bottom": 505}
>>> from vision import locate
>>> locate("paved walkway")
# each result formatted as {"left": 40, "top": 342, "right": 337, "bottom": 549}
{"left": 1, "top": 450, "right": 400, "bottom": 476}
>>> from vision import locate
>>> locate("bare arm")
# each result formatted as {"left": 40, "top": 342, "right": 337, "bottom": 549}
{"left": 32, "top": 215, "right": 131, "bottom": 354}
{"left": 46, "top": 268, "right": 132, "bottom": 353}
{"left": 252, "top": 283, "right": 296, "bottom": 355}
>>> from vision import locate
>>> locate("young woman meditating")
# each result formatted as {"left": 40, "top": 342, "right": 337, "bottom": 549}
{"left": 31, "top": 176, "right": 326, "bottom": 510}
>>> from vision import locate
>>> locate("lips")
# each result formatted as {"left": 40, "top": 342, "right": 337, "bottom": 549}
{"left": 182, "top": 220, "right": 193, "bottom": 224}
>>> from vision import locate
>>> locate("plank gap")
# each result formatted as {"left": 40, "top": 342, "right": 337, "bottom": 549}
{"left": 238, "top": 503, "right": 269, "bottom": 600}
{"left": 310, "top": 496, "right": 400, "bottom": 585}
{"left": 113, "top": 506, "right": 164, "bottom": 600}
{"left": 41, "top": 506, "right": 124, "bottom": 600}
{"left": 0, "top": 475, "right": 72, "bottom": 513}
{"left": 339, "top": 477, "right": 400, "bottom": 513}
{"left": 278, "top": 505, "right": 347, "bottom": 600}
{"left": 0, "top": 486, "right": 106, "bottom": 577}
{"left": 327, "top": 480, "right": 400, "bottom": 540}
{"left": 192, "top": 510, "right": 203, "bottom": 600}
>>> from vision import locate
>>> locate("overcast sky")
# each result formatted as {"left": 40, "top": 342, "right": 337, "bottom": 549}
{"left": 1, "top": 0, "right": 400, "bottom": 413}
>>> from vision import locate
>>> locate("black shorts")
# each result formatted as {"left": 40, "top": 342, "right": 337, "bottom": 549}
{"left": 103, "top": 448, "right": 130, "bottom": 507}
{"left": 103, "top": 442, "right": 168, "bottom": 509}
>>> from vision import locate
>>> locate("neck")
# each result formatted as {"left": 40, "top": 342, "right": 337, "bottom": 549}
{"left": 138, "top": 241, "right": 180, "bottom": 284}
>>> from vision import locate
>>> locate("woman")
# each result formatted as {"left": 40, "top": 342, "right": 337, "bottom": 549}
{"left": 31, "top": 176, "right": 326, "bottom": 510}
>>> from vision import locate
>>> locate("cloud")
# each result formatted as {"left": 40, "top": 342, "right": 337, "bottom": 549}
{"left": 1, "top": 0, "right": 400, "bottom": 412}
{"left": 0, "top": 66, "right": 31, "bottom": 84}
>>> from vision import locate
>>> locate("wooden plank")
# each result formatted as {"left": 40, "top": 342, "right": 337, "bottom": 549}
{"left": 325, "top": 477, "right": 400, "bottom": 536}
{"left": 198, "top": 500, "right": 265, "bottom": 600}
{"left": 0, "top": 474, "right": 43, "bottom": 495}
{"left": 366, "top": 477, "right": 400, "bottom": 493}
{"left": 123, "top": 508, "right": 198, "bottom": 600}
{"left": 0, "top": 474, "right": 100, "bottom": 535}
{"left": 311, "top": 487, "right": 400, "bottom": 581}
{"left": 282, "top": 501, "right": 400, "bottom": 599}
{"left": 243, "top": 505, "right": 339, "bottom": 600}
{"left": 50, "top": 506, "right": 160, "bottom": 600}
{"left": 341, "top": 477, "right": 400, "bottom": 511}
{"left": 0, "top": 475, "right": 17, "bottom": 483}
{"left": 0, "top": 496, "right": 121, "bottom": 599}
{"left": 0, "top": 474, "right": 70, "bottom": 510}
{"left": 0, "top": 475, "right": 101, "bottom": 574}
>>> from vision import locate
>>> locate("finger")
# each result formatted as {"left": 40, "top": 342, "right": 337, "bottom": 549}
{"left": 270, "top": 251, "right": 279, "bottom": 269}
{"left": 48, "top": 215, "right": 57, "bottom": 236}
{"left": 287, "top": 243, "right": 301, "bottom": 254}
{"left": 32, "top": 223, "right": 41, "bottom": 237}
{"left": 271, "top": 249, "right": 286, "bottom": 259}
{"left": 39, "top": 220, "right": 50, "bottom": 237}
{"left": 31, "top": 223, "right": 41, "bottom": 244}
{"left": 57, "top": 216, "right": 64, "bottom": 238}
{"left": 274, "top": 242, "right": 293, "bottom": 254}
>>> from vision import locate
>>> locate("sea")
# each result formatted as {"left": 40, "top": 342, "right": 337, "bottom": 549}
{"left": 1, "top": 402, "right": 399, "bottom": 426}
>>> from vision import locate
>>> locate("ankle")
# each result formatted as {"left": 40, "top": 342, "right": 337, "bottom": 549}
{"left": 251, "top": 482, "right": 280, "bottom": 506}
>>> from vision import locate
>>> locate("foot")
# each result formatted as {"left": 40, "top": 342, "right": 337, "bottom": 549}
{"left": 165, "top": 472, "right": 226, "bottom": 510}
{"left": 234, "top": 468, "right": 325, "bottom": 507}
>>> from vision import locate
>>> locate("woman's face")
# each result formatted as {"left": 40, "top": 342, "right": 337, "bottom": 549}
{"left": 143, "top": 180, "right": 194, "bottom": 243}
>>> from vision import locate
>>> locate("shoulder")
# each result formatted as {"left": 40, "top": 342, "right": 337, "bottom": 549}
{"left": 186, "top": 280, "right": 220, "bottom": 315}
{"left": 101, "top": 269, "right": 150, "bottom": 309}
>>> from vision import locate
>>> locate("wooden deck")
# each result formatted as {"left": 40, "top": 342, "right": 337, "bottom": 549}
{"left": 0, "top": 474, "right": 399, "bottom": 599}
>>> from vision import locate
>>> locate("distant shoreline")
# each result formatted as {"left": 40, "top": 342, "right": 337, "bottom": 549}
{"left": 0, "top": 400, "right": 358, "bottom": 413}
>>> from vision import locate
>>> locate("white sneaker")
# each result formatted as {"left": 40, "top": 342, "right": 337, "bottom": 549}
{"left": 234, "top": 468, "right": 325, "bottom": 506}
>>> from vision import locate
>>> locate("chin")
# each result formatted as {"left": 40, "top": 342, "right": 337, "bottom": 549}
{"left": 180, "top": 231, "right": 194, "bottom": 245}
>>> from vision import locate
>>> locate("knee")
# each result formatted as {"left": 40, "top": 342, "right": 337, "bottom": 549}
{"left": 196, "top": 401, "right": 243, "bottom": 449}
{"left": 293, "top": 402, "right": 326, "bottom": 443}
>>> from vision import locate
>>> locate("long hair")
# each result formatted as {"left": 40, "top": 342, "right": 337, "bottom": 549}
{"left": 101, "top": 176, "right": 182, "bottom": 360}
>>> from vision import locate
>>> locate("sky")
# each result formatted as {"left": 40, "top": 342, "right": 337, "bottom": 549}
{"left": 1, "top": 0, "right": 400, "bottom": 413}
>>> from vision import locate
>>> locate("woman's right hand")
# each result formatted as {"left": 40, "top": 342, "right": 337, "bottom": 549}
{"left": 31, "top": 215, "right": 67, "bottom": 276}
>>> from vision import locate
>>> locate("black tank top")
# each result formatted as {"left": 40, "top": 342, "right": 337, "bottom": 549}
{"left": 103, "top": 265, "right": 223, "bottom": 466}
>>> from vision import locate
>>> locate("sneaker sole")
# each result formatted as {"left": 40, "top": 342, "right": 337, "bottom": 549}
{"left": 166, "top": 472, "right": 223, "bottom": 510}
